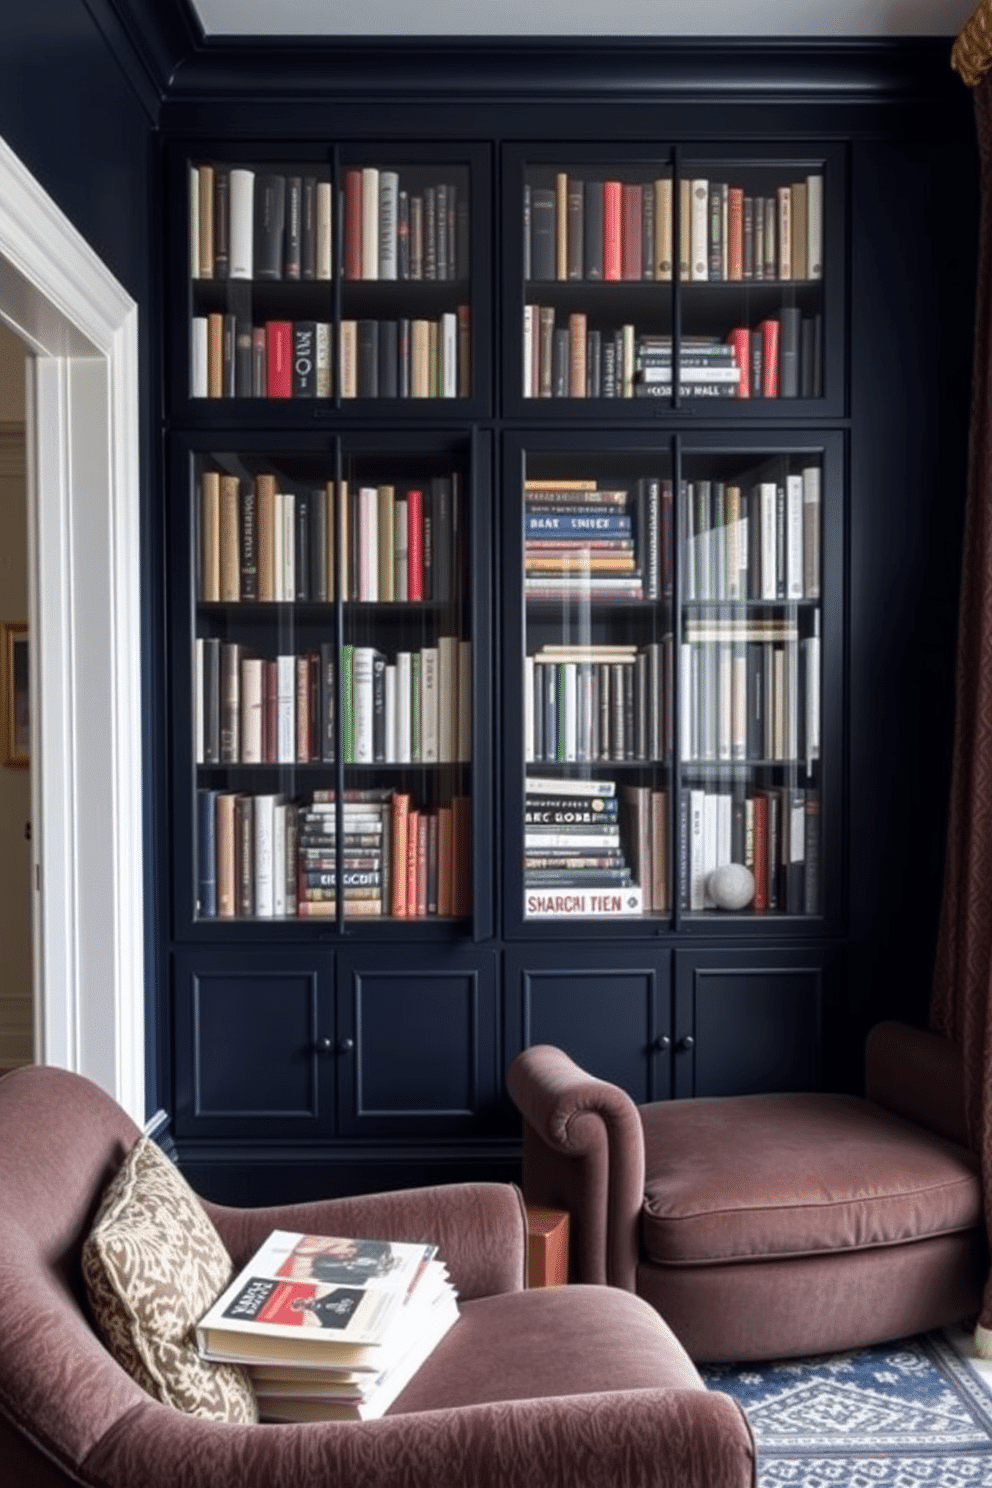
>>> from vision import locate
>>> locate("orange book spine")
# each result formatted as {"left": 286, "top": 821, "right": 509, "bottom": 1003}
{"left": 727, "top": 186, "right": 744, "bottom": 280}
{"left": 406, "top": 808, "right": 420, "bottom": 917}
{"left": 406, "top": 487, "right": 423, "bottom": 601}
{"left": 726, "top": 327, "right": 750, "bottom": 400}
{"left": 391, "top": 793, "right": 410, "bottom": 917}
{"left": 759, "top": 318, "right": 780, "bottom": 398}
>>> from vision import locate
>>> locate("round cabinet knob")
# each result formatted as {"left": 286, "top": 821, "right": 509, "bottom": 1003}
{"left": 315, "top": 1035, "right": 334, "bottom": 1054}
{"left": 654, "top": 1035, "right": 672, "bottom": 1051}
{"left": 337, "top": 1037, "right": 355, "bottom": 1055}
{"left": 677, "top": 1035, "right": 695, "bottom": 1052}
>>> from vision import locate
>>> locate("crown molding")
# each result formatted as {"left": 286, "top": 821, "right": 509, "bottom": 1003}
{"left": 81, "top": 0, "right": 203, "bottom": 115}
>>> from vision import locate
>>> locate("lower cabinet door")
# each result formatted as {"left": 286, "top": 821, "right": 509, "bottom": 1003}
{"left": 505, "top": 947, "right": 673, "bottom": 1105}
{"left": 335, "top": 948, "right": 498, "bottom": 1138}
{"left": 173, "top": 947, "right": 335, "bottom": 1140}
{"left": 673, "top": 947, "right": 826, "bottom": 1098}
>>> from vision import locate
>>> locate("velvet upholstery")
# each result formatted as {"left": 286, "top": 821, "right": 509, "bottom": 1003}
{"left": 508, "top": 1022, "right": 985, "bottom": 1362}
{"left": 0, "top": 1064, "right": 756, "bottom": 1488}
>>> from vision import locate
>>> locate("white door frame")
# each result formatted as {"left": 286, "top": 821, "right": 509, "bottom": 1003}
{"left": 0, "top": 134, "right": 145, "bottom": 1122}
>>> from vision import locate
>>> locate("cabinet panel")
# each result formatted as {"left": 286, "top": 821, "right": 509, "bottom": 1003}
{"left": 336, "top": 948, "right": 497, "bottom": 1136}
{"left": 505, "top": 946, "right": 672, "bottom": 1103}
{"left": 674, "top": 947, "right": 823, "bottom": 1098}
{"left": 173, "top": 948, "right": 334, "bottom": 1139}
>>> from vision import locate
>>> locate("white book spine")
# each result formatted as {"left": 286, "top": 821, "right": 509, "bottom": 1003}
{"left": 359, "top": 486, "right": 379, "bottom": 601}
{"left": 194, "top": 637, "right": 204, "bottom": 763}
{"left": 340, "top": 320, "right": 357, "bottom": 398}
{"left": 316, "top": 180, "right": 333, "bottom": 281}
{"left": 396, "top": 651, "right": 412, "bottom": 763}
{"left": 732, "top": 644, "right": 747, "bottom": 762}
{"left": 716, "top": 790, "right": 732, "bottom": 869}
{"left": 563, "top": 661, "right": 578, "bottom": 762}
{"left": 524, "top": 885, "right": 643, "bottom": 918}
{"left": 272, "top": 491, "right": 285, "bottom": 603}
{"left": 680, "top": 640, "right": 693, "bottom": 762}
{"left": 385, "top": 663, "right": 397, "bottom": 764}
{"left": 189, "top": 165, "right": 200, "bottom": 279}
{"left": 804, "top": 621, "right": 821, "bottom": 771}
{"left": 228, "top": 168, "right": 255, "bottom": 280}
{"left": 421, "top": 646, "right": 439, "bottom": 763}
{"left": 523, "top": 305, "right": 533, "bottom": 398}
{"left": 689, "top": 788, "right": 706, "bottom": 909}
{"left": 717, "top": 641, "right": 732, "bottom": 762}
{"left": 394, "top": 499, "right": 408, "bottom": 601}
{"left": 277, "top": 654, "right": 295, "bottom": 764}
{"left": 807, "top": 173, "right": 823, "bottom": 280}
{"left": 760, "top": 482, "right": 778, "bottom": 601}
{"left": 352, "top": 646, "right": 375, "bottom": 763}
{"left": 787, "top": 639, "right": 799, "bottom": 761}
{"left": 690, "top": 179, "right": 709, "bottom": 281}
{"left": 241, "top": 657, "right": 263, "bottom": 763}
{"left": 315, "top": 322, "right": 331, "bottom": 398}
{"left": 282, "top": 492, "right": 295, "bottom": 604}
{"left": 442, "top": 312, "right": 458, "bottom": 398}
{"left": 457, "top": 640, "right": 472, "bottom": 763}
{"left": 702, "top": 790, "right": 718, "bottom": 905}
{"left": 786, "top": 473, "right": 804, "bottom": 600}
{"left": 191, "top": 317, "right": 208, "bottom": 397}
{"left": 254, "top": 794, "right": 275, "bottom": 919}
{"left": 438, "top": 635, "right": 458, "bottom": 763}
{"left": 361, "top": 166, "right": 379, "bottom": 280}
{"left": 272, "top": 803, "right": 286, "bottom": 918}
{"left": 802, "top": 465, "right": 821, "bottom": 599}
{"left": 378, "top": 170, "right": 399, "bottom": 280}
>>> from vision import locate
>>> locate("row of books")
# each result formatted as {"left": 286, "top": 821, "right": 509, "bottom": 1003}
{"left": 679, "top": 619, "right": 820, "bottom": 770}
{"left": 197, "top": 471, "right": 462, "bottom": 606}
{"left": 343, "top": 168, "right": 468, "bottom": 282}
{"left": 524, "top": 477, "right": 672, "bottom": 602}
{"left": 196, "top": 789, "right": 472, "bottom": 919}
{"left": 523, "top": 643, "right": 672, "bottom": 765}
{"left": 190, "top": 166, "right": 333, "bottom": 284}
{"left": 680, "top": 782, "right": 821, "bottom": 915}
{"left": 727, "top": 312, "right": 823, "bottom": 400}
{"left": 522, "top": 777, "right": 669, "bottom": 918}
{"left": 339, "top": 311, "right": 470, "bottom": 399}
{"left": 191, "top": 316, "right": 332, "bottom": 400}
{"left": 195, "top": 1229, "right": 459, "bottom": 1422}
{"left": 194, "top": 637, "right": 472, "bottom": 767}
{"left": 683, "top": 468, "right": 821, "bottom": 603}
{"left": 684, "top": 176, "right": 824, "bottom": 283}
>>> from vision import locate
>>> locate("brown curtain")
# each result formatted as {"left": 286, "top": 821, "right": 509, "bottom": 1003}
{"left": 932, "top": 28, "right": 992, "bottom": 1346}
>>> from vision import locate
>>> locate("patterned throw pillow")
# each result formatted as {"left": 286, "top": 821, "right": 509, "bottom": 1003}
{"left": 81, "top": 1136, "right": 258, "bottom": 1422}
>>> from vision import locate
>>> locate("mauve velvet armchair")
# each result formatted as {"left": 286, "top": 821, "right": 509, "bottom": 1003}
{"left": 508, "top": 1020, "right": 986, "bottom": 1363}
{"left": 0, "top": 1063, "right": 756, "bottom": 1488}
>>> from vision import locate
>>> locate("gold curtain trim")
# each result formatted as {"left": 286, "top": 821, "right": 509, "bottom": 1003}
{"left": 953, "top": 0, "right": 992, "bottom": 86}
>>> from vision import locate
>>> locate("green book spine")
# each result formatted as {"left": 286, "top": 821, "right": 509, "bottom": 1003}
{"left": 341, "top": 643, "right": 355, "bottom": 763}
{"left": 411, "top": 651, "right": 422, "bottom": 762}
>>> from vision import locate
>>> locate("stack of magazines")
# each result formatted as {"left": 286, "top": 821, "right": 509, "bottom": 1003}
{"left": 195, "top": 1229, "right": 458, "bottom": 1421}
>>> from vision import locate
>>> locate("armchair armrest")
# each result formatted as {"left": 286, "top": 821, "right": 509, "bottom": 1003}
{"left": 865, "top": 1021, "right": 969, "bottom": 1147}
{"left": 84, "top": 1385, "right": 756, "bottom": 1488}
{"left": 507, "top": 1044, "right": 645, "bottom": 1291}
{"left": 203, "top": 1182, "right": 528, "bottom": 1300}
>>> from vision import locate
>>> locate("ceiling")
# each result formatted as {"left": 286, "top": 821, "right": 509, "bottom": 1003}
{"left": 187, "top": 0, "right": 977, "bottom": 38}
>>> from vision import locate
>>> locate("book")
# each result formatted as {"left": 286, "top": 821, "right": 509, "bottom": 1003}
{"left": 196, "top": 1229, "right": 455, "bottom": 1370}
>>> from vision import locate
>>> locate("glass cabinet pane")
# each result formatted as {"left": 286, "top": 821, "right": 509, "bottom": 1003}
{"left": 521, "top": 450, "right": 674, "bottom": 921}
{"left": 192, "top": 445, "right": 472, "bottom": 923}
{"left": 522, "top": 160, "right": 674, "bottom": 400}
{"left": 677, "top": 161, "right": 825, "bottom": 402}
{"left": 679, "top": 448, "right": 822, "bottom": 917}
{"left": 340, "top": 160, "right": 471, "bottom": 400}
{"left": 188, "top": 160, "right": 334, "bottom": 401}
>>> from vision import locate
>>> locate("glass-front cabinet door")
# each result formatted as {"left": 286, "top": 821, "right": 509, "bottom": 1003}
{"left": 180, "top": 432, "right": 486, "bottom": 932}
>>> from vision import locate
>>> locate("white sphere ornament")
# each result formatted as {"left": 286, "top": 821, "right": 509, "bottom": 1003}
{"left": 707, "top": 863, "right": 755, "bottom": 911}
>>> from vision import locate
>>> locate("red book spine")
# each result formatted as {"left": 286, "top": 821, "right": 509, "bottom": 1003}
{"left": 263, "top": 659, "right": 279, "bottom": 763}
{"left": 266, "top": 321, "right": 292, "bottom": 398}
{"left": 728, "top": 187, "right": 744, "bottom": 280}
{"left": 344, "top": 170, "right": 362, "bottom": 281}
{"left": 406, "top": 487, "right": 424, "bottom": 601}
{"left": 759, "top": 317, "right": 780, "bottom": 398}
{"left": 391, "top": 793, "right": 410, "bottom": 917}
{"left": 726, "top": 327, "right": 750, "bottom": 399}
{"left": 621, "top": 183, "right": 643, "bottom": 281}
{"left": 406, "top": 808, "right": 420, "bottom": 917}
{"left": 603, "top": 181, "right": 623, "bottom": 282}
{"left": 751, "top": 793, "right": 768, "bottom": 912}
{"left": 296, "top": 655, "right": 310, "bottom": 762}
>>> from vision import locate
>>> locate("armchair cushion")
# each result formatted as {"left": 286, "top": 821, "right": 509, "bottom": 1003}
{"left": 81, "top": 1136, "right": 257, "bottom": 1423}
{"left": 640, "top": 1093, "right": 981, "bottom": 1267}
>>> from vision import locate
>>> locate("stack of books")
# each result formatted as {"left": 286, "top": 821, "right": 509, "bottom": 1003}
{"left": 523, "top": 480, "right": 643, "bottom": 602}
{"left": 523, "top": 776, "right": 643, "bottom": 919}
{"left": 196, "top": 1229, "right": 459, "bottom": 1422}
{"left": 297, "top": 789, "right": 393, "bottom": 918}
{"left": 634, "top": 335, "right": 740, "bottom": 399}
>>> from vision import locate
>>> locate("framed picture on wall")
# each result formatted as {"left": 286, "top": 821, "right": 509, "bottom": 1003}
{"left": 1, "top": 622, "right": 28, "bottom": 767}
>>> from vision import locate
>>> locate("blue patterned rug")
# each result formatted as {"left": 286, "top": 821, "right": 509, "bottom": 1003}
{"left": 702, "top": 1332, "right": 992, "bottom": 1487}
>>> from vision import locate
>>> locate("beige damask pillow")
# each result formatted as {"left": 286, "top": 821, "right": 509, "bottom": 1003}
{"left": 81, "top": 1136, "right": 258, "bottom": 1422}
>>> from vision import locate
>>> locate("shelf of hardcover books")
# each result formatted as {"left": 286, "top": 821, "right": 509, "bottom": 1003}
{"left": 520, "top": 451, "right": 674, "bottom": 925}
{"left": 188, "top": 161, "right": 335, "bottom": 403}
{"left": 340, "top": 162, "right": 472, "bottom": 402}
{"left": 678, "top": 450, "right": 822, "bottom": 919}
{"left": 521, "top": 164, "right": 675, "bottom": 404}
{"left": 674, "top": 164, "right": 826, "bottom": 406}
{"left": 191, "top": 448, "right": 473, "bottom": 928}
